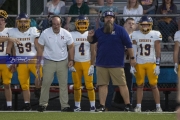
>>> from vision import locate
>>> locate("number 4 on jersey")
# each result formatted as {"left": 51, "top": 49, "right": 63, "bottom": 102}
{"left": 79, "top": 42, "right": 85, "bottom": 55}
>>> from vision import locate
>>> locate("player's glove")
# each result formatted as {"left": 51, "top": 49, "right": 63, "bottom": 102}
{"left": 130, "top": 66, "right": 136, "bottom": 75}
{"left": 154, "top": 65, "right": 160, "bottom": 75}
{"left": 69, "top": 66, "right": 76, "bottom": 72}
{"left": 174, "top": 63, "right": 178, "bottom": 74}
{"left": 88, "top": 65, "right": 94, "bottom": 76}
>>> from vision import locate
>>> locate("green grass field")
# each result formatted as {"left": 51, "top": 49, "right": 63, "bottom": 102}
{"left": 0, "top": 112, "right": 176, "bottom": 120}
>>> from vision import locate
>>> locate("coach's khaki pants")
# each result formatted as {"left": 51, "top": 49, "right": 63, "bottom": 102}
{"left": 39, "top": 59, "right": 70, "bottom": 109}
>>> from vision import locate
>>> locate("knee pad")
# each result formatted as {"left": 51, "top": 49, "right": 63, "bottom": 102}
{"left": 73, "top": 84, "right": 81, "bottom": 90}
{"left": 21, "top": 84, "right": 29, "bottom": 90}
{"left": 85, "top": 83, "right": 94, "bottom": 90}
{"left": 3, "top": 80, "right": 11, "bottom": 85}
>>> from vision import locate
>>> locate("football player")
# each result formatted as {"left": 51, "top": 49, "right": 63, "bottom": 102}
{"left": 69, "top": 15, "right": 96, "bottom": 112}
{"left": 174, "top": 29, "right": 180, "bottom": 119}
{"left": 6, "top": 13, "right": 42, "bottom": 110}
{"left": 131, "top": 16, "right": 163, "bottom": 112}
{"left": 0, "top": 9, "right": 18, "bottom": 110}
{"left": 173, "top": 30, "right": 180, "bottom": 74}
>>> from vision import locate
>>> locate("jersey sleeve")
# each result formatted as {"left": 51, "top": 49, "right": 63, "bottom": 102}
{"left": 7, "top": 28, "right": 14, "bottom": 37}
{"left": 66, "top": 32, "right": 74, "bottom": 45}
{"left": 31, "top": 27, "right": 40, "bottom": 38}
{"left": 131, "top": 31, "right": 138, "bottom": 43}
{"left": 174, "top": 31, "right": 180, "bottom": 42}
{"left": 154, "top": 31, "right": 162, "bottom": 41}
{"left": 38, "top": 32, "right": 45, "bottom": 46}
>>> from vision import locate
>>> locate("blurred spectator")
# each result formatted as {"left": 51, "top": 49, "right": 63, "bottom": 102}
{"left": 157, "top": 0, "right": 178, "bottom": 43}
{"left": 139, "top": 0, "right": 158, "bottom": 14}
{"left": 98, "top": 0, "right": 104, "bottom": 6}
{"left": 123, "top": 0, "right": 143, "bottom": 28}
{"left": 41, "top": 0, "right": 66, "bottom": 30}
{"left": 96, "top": 0, "right": 118, "bottom": 29}
{"left": 64, "top": 0, "right": 89, "bottom": 31}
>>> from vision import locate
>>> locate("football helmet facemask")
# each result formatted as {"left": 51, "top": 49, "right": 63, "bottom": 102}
{"left": 75, "top": 15, "right": 89, "bottom": 33}
{"left": 16, "top": 13, "right": 30, "bottom": 32}
{"left": 139, "top": 16, "right": 153, "bottom": 34}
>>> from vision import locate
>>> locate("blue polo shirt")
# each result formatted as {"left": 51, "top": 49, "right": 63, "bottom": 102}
{"left": 91, "top": 24, "right": 132, "bottom": 67}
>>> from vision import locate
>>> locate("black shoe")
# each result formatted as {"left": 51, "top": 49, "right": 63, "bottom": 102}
{"left": 95, "top": 104, "right": 105, "bottom": 112}
{"left": 5, "top": 106, "right": 13, "bottom": 111}
{"left": 34, "top": 88, "right": 41, "bottom": 99}
{"left": 61, "top": 107, "right": 72, "bottom": 112}
{"left": 37, "top": 105, "right": 46, "bottom": 112}
{"left": 124, "top": 104, "right": 133, "bottom": 112}
{"left": 23, "top": 103, "right": 32, "bottom": 111}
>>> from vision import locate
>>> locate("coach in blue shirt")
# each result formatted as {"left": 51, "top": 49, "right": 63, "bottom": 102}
{"left": 87, "top": 11, "right": 136, "bottom": 112}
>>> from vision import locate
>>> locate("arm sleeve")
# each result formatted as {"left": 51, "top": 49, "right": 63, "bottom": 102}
{"left": 154, "top": 31, "right": 162, "bottom": 41}
{"left": 66, "top": 32, "right": 74, "bottom": 45}
{"left": 60, "top": 6, "right": 66, "bottom": 14}
{"left": 123, "top": 6, "right": 128, "bottom": 21}
{"left": 38, "top": 32, "right": 45, "bottom": 46}
{"left": 174, "top": 31, "right": 180, "bottom": 42}
{"left": 68, "top": 5, "right": 73, "bottom": 14}
{"left": 31, "top": 27, "right": 40, "bottom": 38}
{"left": 90, "top": 31, "right": 98, "bottom": 44}
{"left": 85, "top": 5, "right": 89, "bottom": 14}
{"left": 131, "top": 32, "right": 138, "bottom": 43}
{"left": 121, "top": 28, "right": 132, "bottom": 48}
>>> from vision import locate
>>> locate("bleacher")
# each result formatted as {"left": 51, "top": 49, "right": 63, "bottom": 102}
{"left": 64, "top": 0, "right": 180, "bottom": 14}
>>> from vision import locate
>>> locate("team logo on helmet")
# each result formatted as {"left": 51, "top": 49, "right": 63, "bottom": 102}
{"left": 103, "top": 11, "right": 115, "bottom": 18}
{"left": 139, "top": 16, "right": 153, "bottom": 34}
{"left": 16, "top": 13, "right": 31, "bottom": 32}
{"left": 0, "top": 10, "right": 8, "bottom": 19}
{"left": 75, "top": 15, "right": 89, "bottom": 33}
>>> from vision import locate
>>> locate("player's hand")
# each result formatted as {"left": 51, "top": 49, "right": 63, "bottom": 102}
{"left": 130, "top": 59, "right": 136, "bottom": 67}
{"left": 154, "top": 65, "right": 160, "bottom": 75}
{"left": 130, "top": 66, "right": 136, "bottom": 75}
{"left": 7, "top": 64, "right": 16, "bottom": 72}
{"left": 88, "top": 30, "right": 94, "bottom": 37}
{"left": 174, "top": 63, "right": 178, "bottom": 74}
{"left": 69, "top": 66, "right": 76, "bottom": 72}
{"left": 8, "top": 37, "right": 21, "bottom": 44}
{"left": 68, "top": 60, "right": 74, "bottom": 68}
{"left": 88, "top": 65, "right": 94, "bottom": 76}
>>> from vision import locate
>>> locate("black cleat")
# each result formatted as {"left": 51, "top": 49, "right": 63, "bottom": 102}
{"left": 23, "top": 103, "right": 32, "bottom": 111}
{"left": 37, "top": 105, "right": 46, "bottom": 112}
{"left": 95, "top": 104, "right": 105, "bottom": 112}
{"left": 124, "top": 104, "right": 133, "bottom": 112}
{"left": 5, "top": 106, "right": 13, "bottom": 111}
{"left": 34, "top": 88, "right": 41, "bottom": 99}
{"left": 61, "top": 107, "right": 72, "bottom": 112}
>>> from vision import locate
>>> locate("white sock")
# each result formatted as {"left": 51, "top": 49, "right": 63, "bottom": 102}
{"left": 156, "top": 104, "right": 160, "bottom": 108}
{"left": 7, "top": 101, "right": 12, "bottom": 106}
{"left": 90, "top": 101, "right": 95, "bottom": 107}
{"left": 25, "top": 101, "right": 30, "bottom": 104}
{"left": 75, "top": 102, "right": 80, "bottom": 108}
{"left": 136, "top": 104, "right": 141, "bottom": 108}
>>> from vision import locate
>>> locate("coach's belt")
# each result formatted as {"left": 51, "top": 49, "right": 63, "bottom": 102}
{"left": 45, "top": 58, "right": 65, "bottom": 62}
